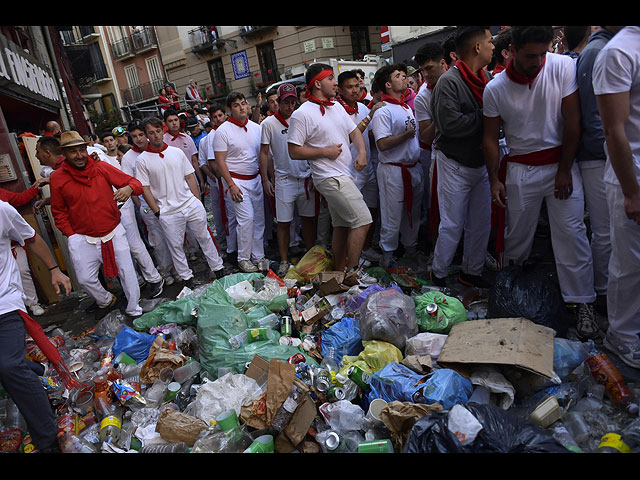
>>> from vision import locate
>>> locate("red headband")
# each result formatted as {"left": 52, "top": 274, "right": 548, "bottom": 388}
{"left": 306, "top": 69, "right": 334, "bottom": 91}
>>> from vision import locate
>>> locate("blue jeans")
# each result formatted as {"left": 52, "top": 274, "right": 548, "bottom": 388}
{"left": 0, "top": 310, "right": 59, "bottom": 452}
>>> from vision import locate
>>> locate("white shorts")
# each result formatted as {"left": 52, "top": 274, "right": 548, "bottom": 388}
{"left": 274, "top": 175, "right": 316, "bottom": 223}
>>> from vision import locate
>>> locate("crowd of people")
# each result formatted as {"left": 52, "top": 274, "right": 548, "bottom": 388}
{"left": 1, "top": 25, "right": 639, "bottom": 453}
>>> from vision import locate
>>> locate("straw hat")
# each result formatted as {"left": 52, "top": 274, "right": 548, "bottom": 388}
{"left": 59, "top": 131, "right": 87, "bottom": 148}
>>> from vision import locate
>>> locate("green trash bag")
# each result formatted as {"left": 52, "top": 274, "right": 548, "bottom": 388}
{"left": 414, "top": 291, "right": 467, "bottom": 334}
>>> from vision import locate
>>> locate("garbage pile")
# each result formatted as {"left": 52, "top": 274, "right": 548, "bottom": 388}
{"left": 2, "top": 246, "right": 640, "bottom": 453}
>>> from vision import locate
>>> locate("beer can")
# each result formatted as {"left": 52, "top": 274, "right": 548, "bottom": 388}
{"left": 281, "top": 316, "right": 293, "bottom": 336}
{"left": 288, "top": 353, "right": 306, "bottom": 365}
{"left": 324, "top": 431, "right": 348, "bottom": 452}
{"left": 316, "top": 368, "right": 331, "bottom": 392}
{"left": 426, "top": 302, "right": 439, "bottom": 317}
{"left": 347, "top": 365, "right": 371, "bottom": 390}
{"left": 358, "top": 439, "right": 394, "bottom": 453}
{"left": 327, "top": 387, "right": 345, "bottom": 402}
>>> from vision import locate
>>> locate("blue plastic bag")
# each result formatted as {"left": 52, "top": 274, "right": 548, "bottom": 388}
{"left": 553, "top": 338, "right": 594, "bottom": 379}
{"left": 321, "top": 317, "right": 363, "bottom": 365}
{"left": 367, "top": 362, "right": 428, "bottom": 403}
{"left": 112, "top": 326, "right": 157, "bottom": 364}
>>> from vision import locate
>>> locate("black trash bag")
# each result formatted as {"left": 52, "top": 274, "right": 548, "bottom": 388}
{"left": 487, "top": 260, "right": 568, "bottom": 336}
{"left": 404, "top": 403, "right": 567, "bottom": 453}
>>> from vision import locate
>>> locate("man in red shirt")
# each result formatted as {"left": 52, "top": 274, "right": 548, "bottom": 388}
{"left": 49, "top": 131, "right": 145, "bottom": 318}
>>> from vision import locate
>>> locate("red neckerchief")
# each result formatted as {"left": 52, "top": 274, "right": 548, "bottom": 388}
{"left": 492, "top": 63, "right": 506, "bottom": 75}
{"left": 132, "top": 143, "right": 146, "bottom": 153}
{"left": 380, "top": 92, "right": 409, "bottom": 109}
{"left": 228, "top": 115, "right": 248, "bottom": 131}
{"left": 455, "top": 60, "right": 489, "bottom": 106}
{"left": 146, "top": 142, "right": 169, "bottom": 158}
{"left": 427, "top": 83, "right": 435, "bottom": 90}
{"left": 366, "top": 99, "right": 376, "bottom": 109}
{"left": 336, "top": 94, "right": 358, "bottom": 115}
{"left": 274, "top": 110, "right": 290, "bottom": 128}
{"left": 505, "top": 56, "right": 546, "bottom": 89}
{"left": 167, "top": 131, "right": 186, "bottom": 141}
{"left": 305, "top": 92, "right": 334, "bottom": 115}
{"left": 188, "top": 86, "right": 200, "bottom": 100}
{"left": 357, "top": 89, "right": 367, "bottom": 102}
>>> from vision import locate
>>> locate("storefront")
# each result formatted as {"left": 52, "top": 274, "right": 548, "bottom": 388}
{"left": 0, "top": 32, "right": 78, "bottom": 305}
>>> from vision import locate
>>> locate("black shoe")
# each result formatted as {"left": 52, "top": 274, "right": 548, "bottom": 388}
{"left": 185, "top": 277, "right": 198, "bottom": 290}
{"left": 211, "top": 267, "right": 229, "bottom": 280}
{"left": 95, "top": 294, "right": 118, "bottom": 320}
{"left": 458, "top": 272, "right": 492, "bottom": 289}
{"left": 429, "top": 270, "right": 447, "bottom": 287}
{"left": 146, "top": 278, "right": 164, "bottom": 299}
{"left": 575, "top": 303, "right": 600, "bottom": 340}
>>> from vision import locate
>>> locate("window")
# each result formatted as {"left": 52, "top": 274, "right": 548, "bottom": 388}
{"left": 145, "top": 55, "right": 164, "bottom": 94}
{"left": 256, "top": 42, "right": 279, "bottom": 85}
{"left": 349, "top": 26, "right": 371, "bottom": 59}
{"left": 124, "top": 64, "right": 142, "bottom": 102}
{"left": 208, "top": 58, "right": 227, "bottom": 98}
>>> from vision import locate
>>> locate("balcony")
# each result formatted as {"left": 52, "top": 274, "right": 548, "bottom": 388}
{"left": 249, "top": 64, "right": 284, "bottom": 94}
{"left": 188, "top": 26, "right": 236, "bottom": 55}
{"left": 201, "top": 79, "right": 232, "bottom": 100}
{"left": 63, "top": 43, "right": 110, "bottom": 88}
{"left": 122, "top": 77, "right": 168, "bottom": 105}
{"left": 239, "top": 26, "right": 276, "bottom": 37}
{"left": 110, "top": 27, "right": 157, "bottom": 61}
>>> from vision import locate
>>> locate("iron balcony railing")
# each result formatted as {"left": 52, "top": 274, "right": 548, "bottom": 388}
{"left": 110, "top": 27, "right": 157, "bottom": 60}
{"left": 122, "top": 77, "right": 167, "bottom": 105}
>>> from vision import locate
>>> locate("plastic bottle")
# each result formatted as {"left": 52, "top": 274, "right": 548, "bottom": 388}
{"left": 172, "top": 361, "right": 201, "bottom": 384}
{"left": 552, "top": 424, "right": 583, "bottom": 453}
{"left": 597, "top": 431, "right": 632, "bottom": 453}
{"left": 140, "top": 441, "right": 187, "bottom": 453}
{"left": 271, "top": 385, "right": 303, "bottom": 431}
{"left": 320, "top": 346, "right": 340, "bottom": 374}
{"left": 59, "top": 433, "right": 99, "bottom": 453}
{"left": 93, "top": 370, "right": 112, "bottom": 405}
{"left": 95, "top": 396, "right": 122, "bottom": 443}
{"left": 5, "top": 399, "right": 27, "bottom": 434}
{"left": 251, "top": 313, "right": 279, "bottom": 329}
{"left": 585, "top": 351, "right": 637, "bottom": 411}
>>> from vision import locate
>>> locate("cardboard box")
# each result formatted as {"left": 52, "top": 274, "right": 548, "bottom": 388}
{"left": 436, "top": 317, "right": 555, "bottom": 379}
{"left": 301, "top": 297, "right": 332, "bottom": 324}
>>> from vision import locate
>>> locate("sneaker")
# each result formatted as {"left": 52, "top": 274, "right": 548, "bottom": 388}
{"left": 458, "top": 272, "right": 492, "bottom": 289}
{"left": 429, "top": 270, "right": 447, "bottom": 288}
{"left": 185, "top": 277, "right": 198, "bottom": 290}
{"left": 356, "top": 270, "right": 378, "bottom": 285}
{"left": 95, "top": 294, "right": 118, "bottom": 319}
{"left": 277, "top": 261, "right": 290, "bottom": 278}
{"left": 361, "top": 248, "right": 382, "bottom": 263}
{"left": 164, "top": 275, "right": 175, "bottom": 286}
{"left": 211, "top": 267, "right": 230, "bottom": 280}
{"left": 238, "top": 259, "right": 259, "bottom": 273}
{"left": 146, "top": 278, "right": 164, "bottom": 299}
{"left": 484, "top": 252, "right": 498, "bottom": 272}
{"left": 380, "top": 251, "right": 395, "bottom": 269}
{"left": 575, "top": 303, "right": 600, "bottom": 340}
{"left": 603, "top": 332, "right": 640, "bottom": 369}
{"left": 29, "top": 303, "right": 46, "bottom": 316}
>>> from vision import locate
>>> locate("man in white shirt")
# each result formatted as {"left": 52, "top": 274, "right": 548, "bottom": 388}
{"left": 121, "top": 119, "right": 175, "bottom": 286}
{"left": 369, "top": 64, "right": 424, "bottom": 268}
{"left": 483, "top": 25, "right": 598, "bottom": 339}
{"left": 163, "top": 108, "right": 205, "bottom": 195}
{"left": 260, "top": 83, "right": 316, "bottom": 277}
{"left": 0, "top": 201, "right": 72, "bottom": 452}
{"left": 186, "top": 79, "right": 203, "bottom": 107}
{"left": 100, "top": 131, "right": 119, "bottom": 164}
{"left": 213, "top": 92, "right": 267, "bottom": 273}
{"left": 137, "top": 116, "right": 225, "bottom": 287}
{"left": 287, "top": 63, "right": 372, "bottom": 273}
{"left": 593, "top": 25, "right": 640, "bottom": 368}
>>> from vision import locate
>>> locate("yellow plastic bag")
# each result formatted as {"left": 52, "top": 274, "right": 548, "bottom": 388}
{"left": 284, "top": 245, "right": 334, "bottom": 282}
{"left": 340, "top": 340, "right": 404, "bottom": 377}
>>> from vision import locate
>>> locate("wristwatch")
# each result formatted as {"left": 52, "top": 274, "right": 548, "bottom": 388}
{"left": 154, "top": 210, "right": 160, "bottom": 218}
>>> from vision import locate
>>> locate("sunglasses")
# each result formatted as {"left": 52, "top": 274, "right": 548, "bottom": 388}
{"left": 112, "top": 126, "right": 127, "bottom": 136}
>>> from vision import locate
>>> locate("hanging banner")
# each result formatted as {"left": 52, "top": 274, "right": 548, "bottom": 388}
{"left": 0, "top": 33, "right": 61, "bottom": 110}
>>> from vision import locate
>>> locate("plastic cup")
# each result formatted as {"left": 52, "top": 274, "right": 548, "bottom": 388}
{"left": 358, "top": 439, "right": 394, "bottom": 453}
{"left": 366, "top": 398, "right": 387, "bottom": 425}
{"left": 216, "top": 409, "right": 239, "bottom": 432}
{"left": 164, "top": 382, "right": 181, "bottom": 402}
{"left": 158, "top": 367, "right": 174, "bottom": 383}
{"left": 244, "top": 434, "right": 274, "bottom": 453}
{"left": 74, "top": 390, "right": 94, "bottom": 415}
{"left": 115, "top": 352, "right": 137, "bottom": 366}
{"left": 172, "top": 361, "right": 201, "bottom": 384}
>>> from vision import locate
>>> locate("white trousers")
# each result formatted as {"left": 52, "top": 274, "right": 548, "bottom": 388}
{"left": 13, "top": 246, "right": 38, "bottom": 307}
{"left": 159, "top": 199, "right": 223, "bottom": 281}
{"left": 579, "top": 160, "right": 611, "bottom": 295}
{"left": 209, "top": 177, "right": 237, "bottom": 254}
{"left": 68, "top": 223, "right": 141, "bottom": 316}
{"left": 222, "top": 176, "right": 265, "bottom": 263}
{"left": 606, "top": 179, "right": 640, "bottom": 344}
{"left": 139, "top": 202, "right": 174, "bottom": 277}
{"left": 431, "top": 150, "right": 491, "bottom": 278}
{"left": 377, "top": 162, "right": 423, "bottom": 253}
{"left": 120, "top": 203, "right": 162, "bottom": 284}
{"left": 504, "top": 161, "right": 596, "bottom": 304}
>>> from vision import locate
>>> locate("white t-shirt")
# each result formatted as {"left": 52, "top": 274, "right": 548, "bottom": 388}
{"left": 164, "top": 132, "right": 198, "bottom": 160}
{"left": 345, "top": 103, "right": 376, "bottom": 180}
{"left": 414, "top": 83, "right": 433, "bottom": 123}
{"left": 121, "top": 148, "right": 149, "bottom": 209}
{"left": 103, "top": 153, "right": 120, "bottom": 169}
{"left": 593, "top": 26, "right": 640, "bottom": 184}
{"left": 287, "top": 100, "right": 359, "bottom": 183}
{"left": 198, "top": 130, "right": 213, "bottom": 168}
{"left": 212, "top": 120, "right": 261, "bottom": 176}
{"left": 483, "top": 52, "right": 578, "bottom": 156}
{"left": 135, "top": 145, "right": 196, "bottom": 215}
{"left": 261, "top": 113, "right": 311, "bottom": 180}
{"left": 371, "top": 102, "right": 421, "bottom": 164}
{"left": 0, "top": 201, "right": 35, "bottom": 316}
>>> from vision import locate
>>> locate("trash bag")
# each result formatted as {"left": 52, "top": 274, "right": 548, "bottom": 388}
{"left": 339, "top": 340, "right": 403, "bottom": 380}
{"left": 404, "top": 402, "right": 567, "bottom": 453}
{"left": 320, "top": 316, "right": 363, "bottom": 365}
{"left": 414, "top": 291, "right": 467, "bottom": 334}
{"left": 553, "top": 338, "right": 594, "bottom": 380}
{"left": 346, "top": 284, "right": 403, "bottom": 313}
{"left": 358, "top": 288, "right": 418, "bottom": 351}
{"left": 284, "top": 245, "right": 334, "bottom": 282}
{"left": 487, "top": 261, "right": 568, "bottom": 336}
{"left": 112, "top": 326, "right": 158, "bottom": 364}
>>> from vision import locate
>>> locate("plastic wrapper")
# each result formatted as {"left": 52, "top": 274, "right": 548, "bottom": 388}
{"left": 284, "top": 245, "right": 334, "bottom": 282}
{"left": 404, "top": 403, "right": 568, "bottom": 453}
{"left": 487, "top": 261, "right": 568, "bottom": 336}
{"left": 404, "top": 332, "right": 448, "bottom": 359}
{"left": 358, "top": 288, "right": 418, "bottom": 351}
{"left": 340, "top": 340, "right": 403, "bottom": 380}
{"left": 554, "top": 338, "right": 594, "bottom": 380}
{"left": 112, "top": 326, "right": 158, "bottom": 364}
{"left": 414, "top": 291, "right": 467, "bottom": 334}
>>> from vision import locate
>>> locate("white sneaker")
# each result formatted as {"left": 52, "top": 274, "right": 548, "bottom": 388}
{"left": 29, "top": 303, "right": 45, "bottom": 316}
{"left": 238, "top": 260, "right": 259, "bottom": 273}
{"left": 603, "top": 332, "right": 640, "bottom": 370}
{"left": 277, "top": 261, "right": 290, "bottom": 277}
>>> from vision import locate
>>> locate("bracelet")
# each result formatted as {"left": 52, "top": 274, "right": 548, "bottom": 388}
{"left": 225, "top": 183, "right": 236, "bottom": 194}
{"left": 48, "top": 265, "right": 59, "bottom": 271}
{"left": 360, "top": 116, "right": 370, "bottom": 127}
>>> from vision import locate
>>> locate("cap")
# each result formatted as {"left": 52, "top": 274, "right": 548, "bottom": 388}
{"left": 277, "top": 83, "right": 297, "bottom": 101}
{"left": 112, "top": 126, "right": 127, "bottom": 136}
{"left": 185, "top": 117, "right": 199, "bottom": 129}
{"left": 59, "top": 131, "right": 88, "bottom": 148}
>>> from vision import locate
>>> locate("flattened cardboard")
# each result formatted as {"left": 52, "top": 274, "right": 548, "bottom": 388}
{"left": 436, "top": 317, "right": 555, "bottom": 379}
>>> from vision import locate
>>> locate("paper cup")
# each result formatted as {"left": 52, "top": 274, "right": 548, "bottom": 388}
{"left": 164, "top": 382, "right": 181, "bottom": 402}
{"left": 216, "top": 409, "right": 240, "bottom": 432}
{"left": 366, "top": 398, "right": 387, "bottom": 425}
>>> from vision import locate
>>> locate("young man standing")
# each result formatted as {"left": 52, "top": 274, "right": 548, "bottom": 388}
{"left": 136, "top": 117, "right": 226, "bottom": 286}
{"left": 260, "top": 83, "right": 316, "bottom": 277}
{"left": 49, "top": 131, "right": 144, "bottom": 318}
{"left": 483, "top": 25, "right": 598, "bottom": 339}
{"left": 0, "top": 201, "right": 72, "bottom": 452}
{"left": 593, "top": 26, "right": 640, "bottom": 367}
{"left": 213, "top": 92, "right": 266, "bottom": 273}
{"left": 100, "top": 131, "right": 120, "bottom": 165}
{"left": 369, "top": 65, "right": 423, "bottom": 268}
{"left": 430, "top": 27, "right": 495, "bottom": 289}
{"left": 163, "top": 108, "right": 205, "bottom": 196}
{"left": 287, "top": 63, "right": 372, "bottom": 273}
